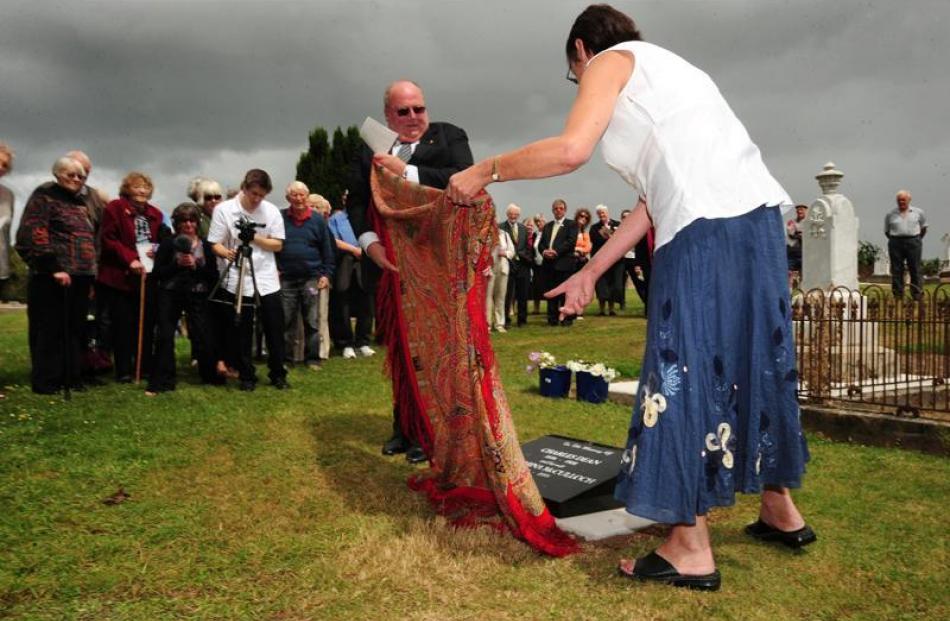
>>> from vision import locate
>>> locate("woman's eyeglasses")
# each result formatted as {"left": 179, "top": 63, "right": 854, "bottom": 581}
{"left": 395, "top": 106, "right": 427, "bottom": 117}
{"left": 203, "top": 194, "right": 222, "bottom": 201}
{"left": 64, "top": 172, "right": 87, "bottom": 181}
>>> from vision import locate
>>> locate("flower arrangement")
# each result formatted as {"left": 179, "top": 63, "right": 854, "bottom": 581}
{"left": 565, "top": 359, "right": 619, "bottom": 383}
{"left": 526, "top": 351, "right": 558, "bottom": 372}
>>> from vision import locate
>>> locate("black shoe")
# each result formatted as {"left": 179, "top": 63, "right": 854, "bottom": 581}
{"left": 33, "top": 386, "right": 61, "bottom": 395}
{"left": 271, "top": 378, "right": 290, "bottom": 390}
{"left": 619, "top": 551, "right": 721, "bottom": 591}
{"left": 382, "top": 436, "right": 409, "bottom": 455}
{"left": 69, "top": 383, "right": 88, "bottom": 393}
{"left": 405, "top": 445, "right": 428, "bottom": 464}
{"left": 239, "top": 380, "right": 256, "bottom": 392}
{"left": 116, "top": 375, "right": 133, "bottom": 384}
{"left": 744, "top": 519, "right": 817, "bottom": 549}
{"left": 516, "top": 321, "right": 527, "bottom": 327}
{"left": 560, "top": 319, "right": 573, "bottom": 327}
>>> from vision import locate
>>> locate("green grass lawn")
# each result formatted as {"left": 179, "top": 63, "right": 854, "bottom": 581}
{"left": 1, "top": 295, "right": 948, "bottom": 620}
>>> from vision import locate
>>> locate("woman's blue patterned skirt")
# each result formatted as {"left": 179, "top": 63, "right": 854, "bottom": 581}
{"left": 614, "top": 205, "right": 809, "bottom": 525}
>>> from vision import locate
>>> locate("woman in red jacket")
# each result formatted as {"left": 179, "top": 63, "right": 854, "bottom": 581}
{"left": 97, "top": 171, "right": 167, "bottom": 382}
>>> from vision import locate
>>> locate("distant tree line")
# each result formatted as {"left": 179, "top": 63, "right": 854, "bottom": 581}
{"left": 295, "top": 125, "right": 361, "bottom": 209}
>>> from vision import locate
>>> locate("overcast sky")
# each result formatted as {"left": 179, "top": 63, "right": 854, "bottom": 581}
{"left": 2, "top": 0, "right": 947, "bottom": 257}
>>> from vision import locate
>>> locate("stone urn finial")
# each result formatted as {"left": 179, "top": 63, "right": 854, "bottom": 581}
{"left": 816, "top": 162, "right": 844, "bottom": 195}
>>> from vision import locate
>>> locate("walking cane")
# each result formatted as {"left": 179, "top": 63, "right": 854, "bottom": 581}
{"left": 135, "top": 270, "right": 146, "bottom": 383}
{"left": 63, "top": 282, "right": 71, "bottom": 402}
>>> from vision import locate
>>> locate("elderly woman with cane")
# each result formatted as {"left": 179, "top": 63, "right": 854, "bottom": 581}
{"left": 15, "top": 156, "right": 97, "bottom": 394}
{"left": 449, "top": 4, "right": 814, "bottom": 591}
{"left": 98, "top": 172, "right": 166, "bottom": 383}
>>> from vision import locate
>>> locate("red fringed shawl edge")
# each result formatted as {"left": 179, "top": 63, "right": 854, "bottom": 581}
{"left": 368, "top": 197, "right": 435, "bottom": 455}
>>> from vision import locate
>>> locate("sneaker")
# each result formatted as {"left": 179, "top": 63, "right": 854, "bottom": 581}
{"left": 495, "top": 326, "right": 507, "bottom": 333}
{"left": 342, "top": 347, "right": 357, "bottom": 359}
{"left": 307, "top": 362, "right": 322, "bottom": 372}
{"left": 358, "top": 345, "right": 376, "bottom": 357}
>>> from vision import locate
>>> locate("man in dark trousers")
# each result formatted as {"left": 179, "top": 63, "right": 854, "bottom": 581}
{"left": 884, "top": 189, "right": 927, "bottom": 300}
{"left": 538, "top": 198, "right": 578, "bottom": 326}
{"left": 347, "top": 79, "right": 473, "bottom": 464}
{"left": 500, "top": 203, "right": 531, "bottom": 327}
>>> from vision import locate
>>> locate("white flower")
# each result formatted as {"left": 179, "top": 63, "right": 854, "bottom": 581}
{"left": 527, "top": 351, "right": 558, "bottom": 371}
{"left": 565, "top": 359, "right": 587, "bottom": 373}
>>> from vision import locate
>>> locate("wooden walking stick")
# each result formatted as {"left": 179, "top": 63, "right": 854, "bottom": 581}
{"left": 135, "top": 270, "right": 146, "bottom": 383}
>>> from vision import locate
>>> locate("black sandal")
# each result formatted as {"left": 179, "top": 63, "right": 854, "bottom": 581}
{"left": 744, "top": 519, "right": 817, "bottom": 549}
{"left": 618, "top": 551, "right": 721, "bottom": 591}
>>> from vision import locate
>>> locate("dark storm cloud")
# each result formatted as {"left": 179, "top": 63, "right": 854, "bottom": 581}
{"left": 1, "top": 0, "right": 947, "bottom": 256}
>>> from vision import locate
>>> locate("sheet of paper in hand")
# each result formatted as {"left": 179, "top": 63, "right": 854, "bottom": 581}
{"left": 136, "top": 242, "right": 155, "bottom": 273}
{"left": 359, "top": 116, "right": 398, "bottom": 154}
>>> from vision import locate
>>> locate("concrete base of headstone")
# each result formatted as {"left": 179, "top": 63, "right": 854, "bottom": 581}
{"left": 608, "top": 380, "right": 639, "bottom": 407}
{"left": 555, "top": 507, "right": 655, "bottom": 541}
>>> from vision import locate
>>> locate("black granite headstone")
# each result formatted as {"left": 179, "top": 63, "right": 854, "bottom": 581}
{"left": 522, "top": 434, "right": 624, "bottom": 518}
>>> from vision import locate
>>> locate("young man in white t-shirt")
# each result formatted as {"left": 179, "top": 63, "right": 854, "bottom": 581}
{"left": 208, "top": 169, "right": 288, "bottom": 391}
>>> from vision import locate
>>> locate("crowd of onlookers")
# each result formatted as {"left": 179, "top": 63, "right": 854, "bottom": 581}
{"left": 488, "top": 198, "right": 651, "bottom": 331}
{"left": 0, "top": 142, "right": 653, "bottom": 397}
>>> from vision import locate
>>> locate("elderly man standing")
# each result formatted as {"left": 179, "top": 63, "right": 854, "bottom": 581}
{"left": 501, "top": 203, "right": 532, "bottom": 327}
{"left": 348, "top": 79, "right": 473, "bottom": 464}
{"left": 884, "top": 189, "right": 927, "bottom": 300}
{"left": 277, "top": 181, "right": 334, "bottom": 371}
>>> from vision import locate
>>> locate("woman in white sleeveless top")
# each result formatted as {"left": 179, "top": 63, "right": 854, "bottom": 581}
{"left": 449, "top": 4, "right": 814, "bottom": 591}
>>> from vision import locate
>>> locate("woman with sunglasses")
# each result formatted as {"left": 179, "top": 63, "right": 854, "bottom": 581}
{"left": 146, "top": 202, "right": 221, "bottom": 395}
{"left": 187, "top": 176, "right": 225, "bottom": 239}
{"left": 448, "top": 4, "right": 813, "bottom": 591}
{"left": 15, "top": 156, "right": 97, "bottom": 394}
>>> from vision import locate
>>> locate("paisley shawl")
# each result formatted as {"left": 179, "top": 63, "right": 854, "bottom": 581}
{"left": 369, "top": 165, "right": 578, "bottom": 557}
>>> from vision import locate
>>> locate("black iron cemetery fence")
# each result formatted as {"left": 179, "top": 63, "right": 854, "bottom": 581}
{"left": 791, "top": 285, "right": 950, "bottom": 416}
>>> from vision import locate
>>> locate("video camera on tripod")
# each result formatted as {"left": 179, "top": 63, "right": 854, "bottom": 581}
{"left": 235, "top": 216, "right": 266, "bottom": 244}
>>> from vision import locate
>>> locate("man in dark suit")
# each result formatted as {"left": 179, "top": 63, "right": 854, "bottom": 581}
{"left": 500, "top": 203, "right": 531, "bottom": 327}
{"left": 538, "top": 198, "right": 578, "bottom": 326}
{"left": 347, "top": 79, "right": 473, "bottom": 464}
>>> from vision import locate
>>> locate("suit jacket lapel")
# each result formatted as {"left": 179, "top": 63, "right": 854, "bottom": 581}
{"left": 409, "top": 126, "right": 439, "bottom": 165}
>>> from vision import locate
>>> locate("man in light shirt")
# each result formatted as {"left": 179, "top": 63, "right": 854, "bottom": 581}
{"left": 884, "top": 189, "right": 927, "bottom": 300}
{"left": 208, "top": 169, "right": 288, "bottom": 391}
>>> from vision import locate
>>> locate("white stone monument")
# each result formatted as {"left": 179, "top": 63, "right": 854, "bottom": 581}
{"left": 801, "top": 162, "right": 859, "bottom": 291}
{"left": 873, "top": 251, "right": 890, "bottom": 277}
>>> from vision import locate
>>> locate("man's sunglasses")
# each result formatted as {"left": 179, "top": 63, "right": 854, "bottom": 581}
{"left": 203, "top": 194, "right": 222, "bottom": 201}
{"left": 395, "top": 106, "right": 427, "bottom": 117}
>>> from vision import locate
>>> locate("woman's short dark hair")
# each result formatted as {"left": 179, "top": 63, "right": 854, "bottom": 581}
{"left": 566, "top": 4, "right": 642, "bottom": 62}
{"left": 171, "top": 201, "right": 200, "bottom": 228}
{"left": 241, "top": 168, "right": 273, "bottom": 193}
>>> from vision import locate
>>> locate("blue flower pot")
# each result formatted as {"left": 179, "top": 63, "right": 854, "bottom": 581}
{"left": 575, "top": 370, "right": 609, "bottom": 404}
{"left": 539, "top": 366, "right": 571, "bottom": 398}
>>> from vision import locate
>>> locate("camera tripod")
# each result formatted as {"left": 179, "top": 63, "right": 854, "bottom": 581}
{"left": 208, "top": 236, "right": 262, "bottom": 324}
